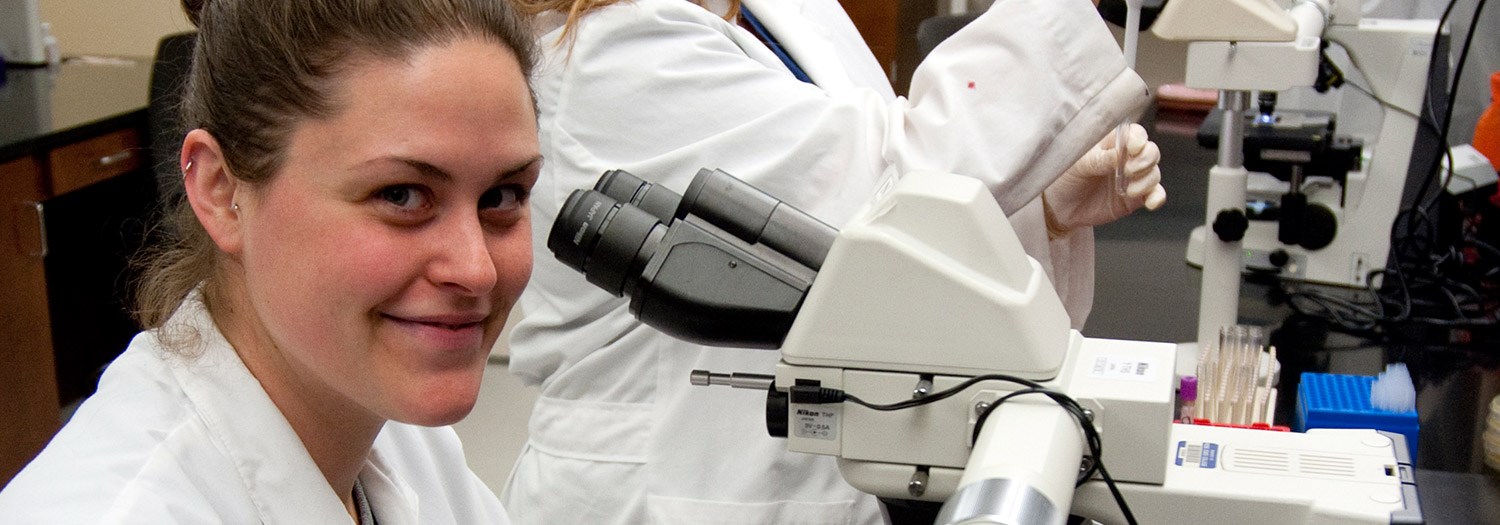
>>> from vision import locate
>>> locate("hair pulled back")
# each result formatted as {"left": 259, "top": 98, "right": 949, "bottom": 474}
{"left": 514, "top": 0, "right": 739, "bottom": 45}
{"left": 135, "top": 0, "right": 536, "bottom": 330}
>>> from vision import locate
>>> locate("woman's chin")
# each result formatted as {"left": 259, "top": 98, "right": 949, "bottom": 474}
{"left": 391, "top": 381, "right": 483, "bottom": 427}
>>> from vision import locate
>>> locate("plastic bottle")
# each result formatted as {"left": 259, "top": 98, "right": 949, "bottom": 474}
{"left": 1474, "top": 71, "right": 1500, "bottom": 206}
{"left": 40, "top": 22, "right": 59, "bottom": 67}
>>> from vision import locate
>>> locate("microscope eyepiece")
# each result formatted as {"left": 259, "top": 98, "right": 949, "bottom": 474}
{"left": 549, "top": 189, "right": 611, "bottom": 274}
{"left": 594, "top": 169, "right": 682, "bottom": 221}
{"left": 549, "top": 189, "right": 666, "bottom": 297}
{"left": 680, "top": 169, "right": 836, "bottom": 270}
{"left": 547, "top": 169, "right": 823, "bottom": 349}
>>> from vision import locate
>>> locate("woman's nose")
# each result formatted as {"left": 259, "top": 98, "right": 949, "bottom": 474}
{"left": 430, "top": 215, "right": 499, "bottom": 296}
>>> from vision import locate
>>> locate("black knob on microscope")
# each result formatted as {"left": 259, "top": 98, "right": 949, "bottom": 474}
{"left": 1300, "top": 204, "right": 1338, "bottom": 250}
{"left": 1269, "top": 249, "right": 1290, "bottom": 268}
{"left": 765, "top": 385, "right": 789, "bottom": 439}
{"left": 1212, "top": 209, "right": 1249, "bottom": 242}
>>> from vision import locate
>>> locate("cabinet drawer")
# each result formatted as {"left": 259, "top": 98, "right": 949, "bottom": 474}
{"left": 48, "top": 128, "right": 145, "bottom": 197}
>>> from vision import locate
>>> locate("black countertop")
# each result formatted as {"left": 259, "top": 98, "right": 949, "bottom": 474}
{"left": 0, "top": 57, "right": 152, "bottom": 162}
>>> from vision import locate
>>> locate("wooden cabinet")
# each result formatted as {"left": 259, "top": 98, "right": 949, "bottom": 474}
{"left": 1, "top": 126, "right": 145, "bottom": 484}
{"left": 0, "top": 58, "right": 150, "bottom": 489}
{"left": 0, "top": 127, "right": 145, "bottom": 487}
{"left": 839, "top": 0, "right": 936, "bottom": 95}
{"left": 0, "top": 156, "right": 61, "bottom": 487}
{"left": 48, "top": 129, "right": 145, "bottom": 196}
{"left": 839, "top": 0, "right": 901, "bottom": 72}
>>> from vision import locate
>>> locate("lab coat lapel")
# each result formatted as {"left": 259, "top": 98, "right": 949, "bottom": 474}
{"left": 166, "top": 299, "right": 354, "bottom": 523}
{"left": 739, "top": 0, "right": 856, "bottom": 93}
{"left": 360, "top": 448, "right": 422, "bottom": 525}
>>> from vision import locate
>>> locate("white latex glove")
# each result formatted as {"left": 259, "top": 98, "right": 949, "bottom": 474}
{"left": 1042, "top": 123, "right": 1166, "bottom": 238}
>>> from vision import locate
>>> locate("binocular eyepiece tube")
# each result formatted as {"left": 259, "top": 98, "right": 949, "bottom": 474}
{"left": 547, "top": 188, "right": 666, "bottom": 297}
{"left": 590, "top": 168, "right": 836, "bottom": 271}
{"left": 547, "top": 168, "right": 835, "bottom": 349}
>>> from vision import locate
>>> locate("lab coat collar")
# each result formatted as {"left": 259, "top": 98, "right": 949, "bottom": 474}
{"left": 739, "top": 0, "right": 856, "bottom": 93}
{"left": 163, "top": 294, "right": 417, "bottom": 524}
{"left": 361, "top": 448, "right": 422, "bottom": 525}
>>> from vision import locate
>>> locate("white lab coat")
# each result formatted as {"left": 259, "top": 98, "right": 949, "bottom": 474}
{"left": 0, "top": 294, "right": 509, "bottom": 524}
{"left": 502, "top": 0, "right": 1148, "bottom": 523}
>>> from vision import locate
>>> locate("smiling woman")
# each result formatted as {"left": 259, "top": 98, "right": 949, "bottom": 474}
{"left": 0, "top": 1, "right": 538, "bottom": 523}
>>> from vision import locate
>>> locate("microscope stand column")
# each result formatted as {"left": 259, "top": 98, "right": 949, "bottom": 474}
{"left": 1197, "top": 91, "right": 1251, "bottom": 348}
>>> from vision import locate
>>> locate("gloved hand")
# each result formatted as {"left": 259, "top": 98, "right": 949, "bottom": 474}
{"left": 1042, "top": 123, "right": 1166, "bottom": 238}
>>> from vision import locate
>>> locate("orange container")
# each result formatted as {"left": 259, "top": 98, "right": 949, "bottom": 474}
{"left": 1475, "top": 72, "right": 1500, "bottom": 205}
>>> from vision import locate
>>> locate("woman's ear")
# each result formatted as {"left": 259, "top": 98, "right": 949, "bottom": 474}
{"left": 181, "top": 129, "right": 245, "bottom": 255}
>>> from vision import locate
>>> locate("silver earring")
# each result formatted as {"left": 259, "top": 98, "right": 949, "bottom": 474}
{"left": 232, "top": 203, "right": 240, "bottom": 211}
{"left": 183, "top": 160, "right": 193, "bottom": 175}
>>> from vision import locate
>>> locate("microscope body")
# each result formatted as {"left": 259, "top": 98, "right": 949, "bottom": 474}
{"left": 546, "top": 167, "right": 1420, "bottom": 524}
{"left": 770, "top": 172, "right": 1415, "bottom": 525}
{"left": 772, "top": 173, "right": 1174, "bottom": 510}
{"left": 1157, "top": 0, "right": 1438, "bottom": 289}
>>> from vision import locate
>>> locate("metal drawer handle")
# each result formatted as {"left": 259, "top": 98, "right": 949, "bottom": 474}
{"left": 96, "top": 149, "right": 133, "bottom": 168}
{"left": 25, "top": 201, "right": 48, "bottom": 258}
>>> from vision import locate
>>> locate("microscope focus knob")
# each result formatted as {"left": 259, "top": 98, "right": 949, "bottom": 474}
{"left": 1300, "top": 204, "right": 1337, "bottom": 250}
{"left": 1212, "top": 209, "right": 1249, "bottom": 242}
{"left": 765, "top": 386, "right": 789, "bottom": 439}
{"left": 1269, "top": 249, "right": 1290, "bottom": 268}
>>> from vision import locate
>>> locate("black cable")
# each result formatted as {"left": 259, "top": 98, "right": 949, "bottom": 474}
{"left": 1275, "top": 0, "right": 1499, "bottom": 340}
{"left": 1402, "top": 0, "right": 1462, "bottom": 248}
{"left": 1326, "top": 39, "right": 1444, "bottom": 136}
{"left": 1402, "top": 0, "right": 1486, "bottom": 255}
{"left": 840, "top": 374, "right": 1138, "bottom": 525}
{"left": 842, "top": 373, "right": 1045, "bottom": 411}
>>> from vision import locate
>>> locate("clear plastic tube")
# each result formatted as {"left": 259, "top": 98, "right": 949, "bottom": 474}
{"left": 1114, "top": 0, "right": 1143, "bottom": 196}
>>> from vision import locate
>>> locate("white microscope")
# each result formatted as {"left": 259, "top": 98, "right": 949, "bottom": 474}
{"left": 1150, "top": 0, "right": 1439, "bottom": 347}
{"left": 547, "top": 167, "right": 1422, "bottom": 524}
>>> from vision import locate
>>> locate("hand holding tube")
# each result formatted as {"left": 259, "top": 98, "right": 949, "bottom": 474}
{"left": 1042, "top": 123, "right": 1166, "bottom": 239}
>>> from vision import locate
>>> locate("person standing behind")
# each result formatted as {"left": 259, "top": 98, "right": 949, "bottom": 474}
{"left": 0, "top": 0, "right": 541, "bottom": 522}
{"left": 502, "top": 0, "right": 1164, "bottom": 523}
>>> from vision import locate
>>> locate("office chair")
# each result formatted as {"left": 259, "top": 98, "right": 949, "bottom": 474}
{"left": 147, "top": 32, "right": 196, "bottom": 210}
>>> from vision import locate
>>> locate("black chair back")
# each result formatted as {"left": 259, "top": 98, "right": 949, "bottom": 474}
{"left": 147, "top": 32, "right": 196, "bottom": 209}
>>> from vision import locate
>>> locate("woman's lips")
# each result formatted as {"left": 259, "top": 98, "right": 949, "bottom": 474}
{"left": 382, "top": 313, "right": 488, "bottom": 354}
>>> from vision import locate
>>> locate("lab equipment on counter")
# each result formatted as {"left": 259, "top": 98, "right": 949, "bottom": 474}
{"left": 547, "top": 166, "right": 1421, "bottom": 524}
{"left": 1477, "top": 71, "right": 1500, "bottom": 207}
{"left": 1193, "top": 325, "right": 1279, "bottom": 428}
{"left": 0, "top": 0, "right": 47, "bottom": 66}
{"left": 1152, "top": 0, "right": 1439, "bottom": 348}
{"left": 1178, "top": 375, "right": 1197, "bottom": 421}
{"left": 1296, "top": 371, "right": 1420, "bottom": 460}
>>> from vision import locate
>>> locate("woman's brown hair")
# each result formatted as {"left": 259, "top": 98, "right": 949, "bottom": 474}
{"left": 514, "top": 0, "right": 740, "bottom": 45}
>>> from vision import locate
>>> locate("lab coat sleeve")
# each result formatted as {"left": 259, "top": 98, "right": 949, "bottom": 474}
{"left": 543, "top": 0, "right": 1148, "bottom": 227}
{"left": 900, "top": 0, "right": 1151, "bottom": 213}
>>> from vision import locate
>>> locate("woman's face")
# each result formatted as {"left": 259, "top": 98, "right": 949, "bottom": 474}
{"left": 237, "top": 37, "right": 539, "bottom": 426}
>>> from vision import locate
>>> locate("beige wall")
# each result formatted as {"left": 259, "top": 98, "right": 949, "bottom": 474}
{"left": 36, "top": 0, "right": 1191, "bottom": 87}
{"left": 39, "top": 0, "right": 194, "bottom": 58}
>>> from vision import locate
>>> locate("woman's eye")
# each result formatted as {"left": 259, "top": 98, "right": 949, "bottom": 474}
{"left": 479, "top": 185, "right": 528, "bottom": 212}
{"left": 378, "top": 185, "right": 429, "bottom": 210}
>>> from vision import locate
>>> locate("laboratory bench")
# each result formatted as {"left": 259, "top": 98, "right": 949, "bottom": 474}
{"left": 1, "top": 57, "right": 156, "bottom": 488}
{"left": 1085, "top": 106, "right": 1500, "bottom": 523}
